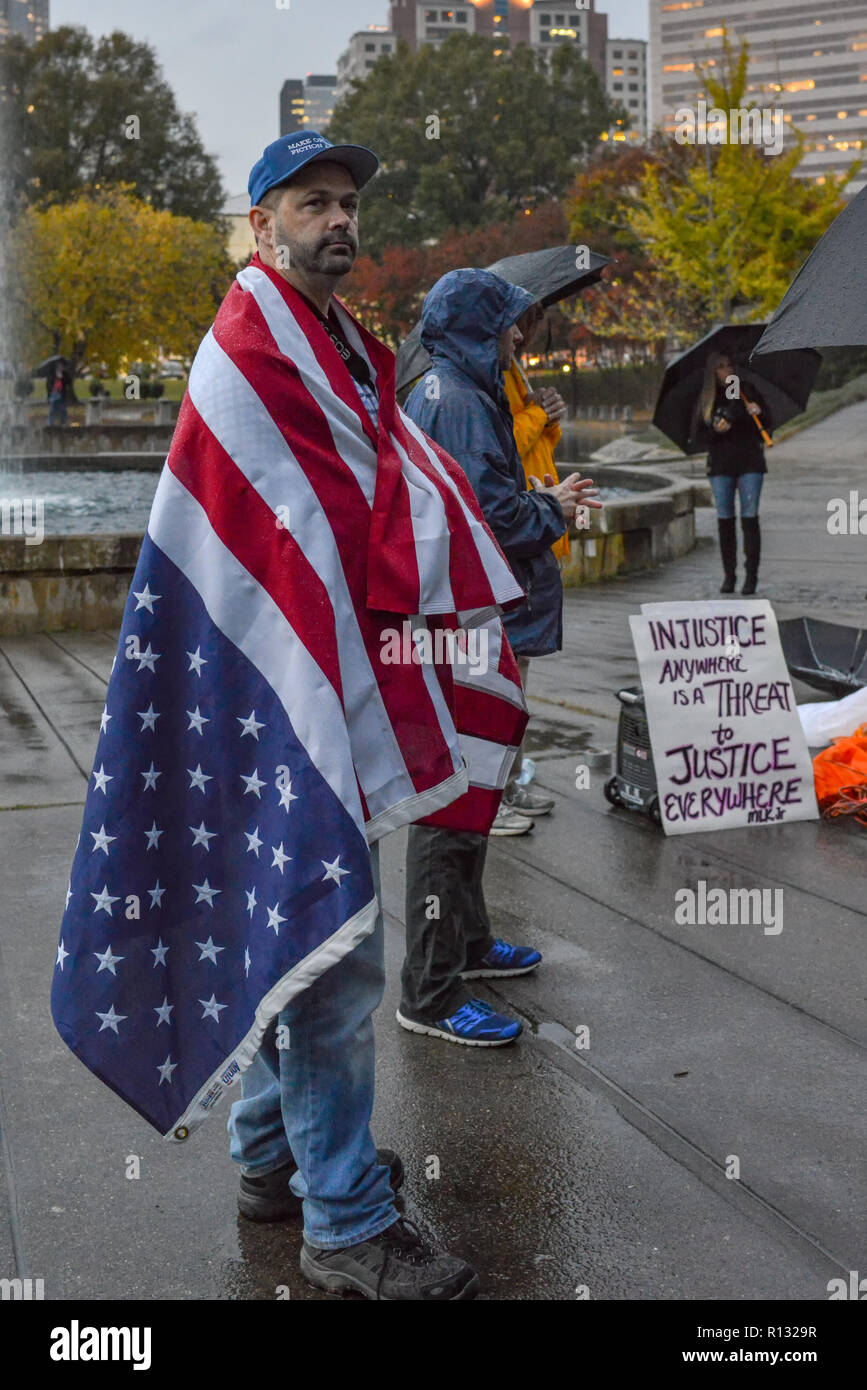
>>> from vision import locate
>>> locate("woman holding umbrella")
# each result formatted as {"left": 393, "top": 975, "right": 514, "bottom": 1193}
{"left": 696, "top": 351, "right": 769, "bottom": 595}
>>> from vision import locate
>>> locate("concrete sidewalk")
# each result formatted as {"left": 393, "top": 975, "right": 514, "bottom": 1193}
{"left": 0, "top": 403, "right": 865, "bottom": 1300}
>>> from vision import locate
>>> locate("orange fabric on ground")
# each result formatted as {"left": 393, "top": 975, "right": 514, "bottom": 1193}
{"left": 812, "top": 723, "right": 867, "bottom": 826}
{"left": 504, "top": 360, "right": 570, "bottom": 561}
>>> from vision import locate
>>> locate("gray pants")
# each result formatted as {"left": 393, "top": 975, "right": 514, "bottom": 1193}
{"left": 401, "top": 826, "right": 496, "bottom": 1022}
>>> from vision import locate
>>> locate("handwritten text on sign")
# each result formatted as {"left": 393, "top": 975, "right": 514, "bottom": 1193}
{"left": 629, "top": 601, "right": 819, "bottom": 835}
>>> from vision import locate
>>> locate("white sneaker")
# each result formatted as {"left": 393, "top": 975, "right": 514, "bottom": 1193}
{"left": 490, "top": 804, "right": 533, "bottom": 836}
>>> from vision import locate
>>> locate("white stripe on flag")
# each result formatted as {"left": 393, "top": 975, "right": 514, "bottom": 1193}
{"left": 397, "top": 406, "right": 525, "bottom": 612}
{"left": 460, "top": 733, "right": 520, "bottom": 790}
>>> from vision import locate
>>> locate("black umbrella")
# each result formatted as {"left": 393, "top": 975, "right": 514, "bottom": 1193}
{"left": 753, "top": 184, "right": 867, "bottom": 355}
{"left": 32, "top": 355, "right": 65, "bottom": 376}
{"left": 779, "top": 617, "right": 867, "bottom": 699}
{"left": 653, "top": 324, "right": 821, "bottom": 455}
{"left": 395, "top": 244, "right": 609, "bottom": 395}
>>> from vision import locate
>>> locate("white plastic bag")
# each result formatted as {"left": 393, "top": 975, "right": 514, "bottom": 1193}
{"left": 797, "top": 685, "right": 867, "bottom": 747}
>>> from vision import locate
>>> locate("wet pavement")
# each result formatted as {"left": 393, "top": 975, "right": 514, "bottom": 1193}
{"left": 0, "top": 402, "right": 865, "bottom": 1301}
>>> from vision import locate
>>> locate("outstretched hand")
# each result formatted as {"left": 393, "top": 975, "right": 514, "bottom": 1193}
{"left": 529, "top": 471, "right": 602, "bottom": 522}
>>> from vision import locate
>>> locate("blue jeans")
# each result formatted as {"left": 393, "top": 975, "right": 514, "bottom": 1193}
{"left": 709, "top": 472, "right": 764, "bottom": 519}
{"left": 48, "top": 398, "right": 68, "bottom": 427}
{"left": 227, "top": 841, "right": 398, "bottom": 1249}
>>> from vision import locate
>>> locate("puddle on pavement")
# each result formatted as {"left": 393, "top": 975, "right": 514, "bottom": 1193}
{"left": 524, "top": 717, "right": 594, "bottom": 756}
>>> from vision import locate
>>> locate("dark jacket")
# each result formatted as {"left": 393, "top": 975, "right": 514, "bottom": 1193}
{"left": 404, "top": 269, "right": 566, "bottom": 657}
{"left": 694, "top": 384, "right": 769, "bottom": 478}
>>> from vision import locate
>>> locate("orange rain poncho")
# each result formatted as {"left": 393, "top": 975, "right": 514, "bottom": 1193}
{"left": 812, "top": 724, "right": 867, "bottom": 826}
{"left": 504, "top": 359, "right": 570, "bottom": 562}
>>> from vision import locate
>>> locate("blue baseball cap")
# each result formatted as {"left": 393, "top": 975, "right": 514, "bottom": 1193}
{"left": 248, "top": 130, "right": 379, "bottom": 206}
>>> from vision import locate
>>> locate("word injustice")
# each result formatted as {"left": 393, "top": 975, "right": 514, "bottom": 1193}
{"left": 666, "top": 737, "right": 797, "bottom": 784}
{"left": 648, "top": 614, "right": 767, "bottom": 653}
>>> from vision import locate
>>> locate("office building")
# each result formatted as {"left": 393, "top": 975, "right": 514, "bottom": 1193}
{"left": 605, "top": 37, "right": 648, "bottom": 143}
{"left": 388, "top": 2, "right": 608, "bottom": 81}
{"left": 336, "top": 28, "right": 396, "bottom": 103}
{"left": 0, "top": 0, "right": 49, "bottom": 43}
{"left": 649, "top": 0, "right": 867, "bottom": 194}
{"left": 279, "top": 74, "right": 338, "bottom": 136}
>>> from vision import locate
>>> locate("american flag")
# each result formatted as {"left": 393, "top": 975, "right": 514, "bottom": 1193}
{"left": 51, "top": 257, "right": 528, "bottom": 1138}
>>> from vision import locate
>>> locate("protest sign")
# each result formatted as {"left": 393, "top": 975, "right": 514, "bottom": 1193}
{"left": 629, "top": 600, "right": 819, "bottom": 836}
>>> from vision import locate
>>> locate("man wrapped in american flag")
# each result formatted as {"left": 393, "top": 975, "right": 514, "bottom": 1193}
{"left": 51, "top": 131, "right": 530, "bottom": 1301}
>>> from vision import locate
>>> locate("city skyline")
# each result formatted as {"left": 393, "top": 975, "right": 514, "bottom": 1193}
{"left": 50, "top": 0, "right": 649, "bottom": 194}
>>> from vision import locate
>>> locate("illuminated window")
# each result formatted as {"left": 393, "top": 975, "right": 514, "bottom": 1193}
{"left": 784, "top": 79, "right": 814, "bottom": 92}
{"left": 664, "top": 63, "right": 695, "bottom": 73}
{"left": 838, "top": 111, "right": 848, "bottom": 119}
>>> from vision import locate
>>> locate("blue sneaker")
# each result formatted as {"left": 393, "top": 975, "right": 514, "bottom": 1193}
{"left": 396, "top": 998, "right": 522, "bottom": 1047}
{"left": 461, "top": 938, "right": 542, "bottom": 980}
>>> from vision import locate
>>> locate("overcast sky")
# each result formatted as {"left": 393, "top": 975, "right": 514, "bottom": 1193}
{"left": 52, "top": 0, "right": 649, "bottom": 197}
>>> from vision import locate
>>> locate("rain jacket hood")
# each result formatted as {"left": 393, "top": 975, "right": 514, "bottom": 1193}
{"left": 419, "top": 268, "right": 536, "bottom": 404}
{"left": 406, "top": 268, "right": 566, "bottom": 658}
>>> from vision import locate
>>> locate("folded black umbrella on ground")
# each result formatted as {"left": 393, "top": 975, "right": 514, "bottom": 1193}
{"left": 653, "top": 324, "right": 821, "bottom": 455}
{"left": 395, "top": 244, "right": 609, "bottom": 395}
{"left": 778, "top": 617, "right": 867, "bottom": 698}
{"left": 753, "top": 184, "right": 867, "bottom": 355}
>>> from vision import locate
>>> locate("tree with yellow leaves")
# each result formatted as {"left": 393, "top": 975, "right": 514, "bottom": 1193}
{"left": 10, "top": 186, "right": 233, "bottom": 375}
{"left": 628, "top": 38, "right": 856, "bottom": 332}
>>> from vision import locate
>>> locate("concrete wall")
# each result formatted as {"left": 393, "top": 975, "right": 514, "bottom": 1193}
{"left": 0, "top": 533, "right": 142, "bottom": 637}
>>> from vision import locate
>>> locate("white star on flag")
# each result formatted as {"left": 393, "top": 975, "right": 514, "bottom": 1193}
{"left": 91, "top": 885, "right": 120, "bottom": 916}
{"left": 148, "top": 882, "right": 166, "bottom": 909}
{"left": 92, "top": 763, "right": 113, "bottom": 794}
{"left": 96, "top": 1004, "right": 127, "bottom": 1034}
{"left": 246, "top": 887, "right": 257, "bottom": 917}
{"left": 190, "top": 821, "right": 217, "bottom": 850}
{"left": 141, "top": 762, "right": 161, "bottom": 791}
{"left": 244, "top": 827, "right": 263, "bottom": 857}
{"left": 238, "top": 711, "right": 265, "bottom": 739}
{"left": 144, "top": 821, "right": 164, "bottom": 851}
{"left": 266, "top": 903, "right": 287, "bottom": 935}
{"left": 100, "top": 707, "right": 112, "bottom": 733}
{"left": 199, "top": 994, "right": 227, "bottom": 1022}
{"left": 90, "top": 824, "right": 116, "bottom": 855}
{"left": 154, "top": 997, "right": 174, "bottom": 1026}
{"left": 151, "top": 938, "right": 169, "bottom": 966}
{"left": 244, "top": 948, "right": 252, "bottom": 977}
{"left": 322, "top": 855, "right": 350, "bottom": 885}
{"left": 195, "top": 935, "right": 225, "bottom": 963}
{"left": 241, "top": 769, "right": 266, "bottom": 798}
{"left": 192, "top": 878, "right": 221, "bottom": 907}
{"left": 271, "top": 842, "right": 291, "bottom": 874}
{"left": 157, "top": 1055, "right": 177, "bottom": 1085}
{"left": 278, "top": 780, "right": 299, "bottom": 811}
{"left": 188, "top": 764, "right": 213, "bottom": 793}
{"left": 94, "top": 944, "right": 125, "bottom": 976}
{"left": 133, "top": 583, "right": 161, "bottom": 614}
{"left": 136, "top": 643, "right": 161, "bottom": 673}
{"left": 187, "top": 705, "right": 210, "bottom": 735}
{"left": 138, "top": 703, "right": 160, "bottom": 732}
{"left": 187, "top": 647, "right": 207, "bottom": 675}
{"left": 56, "top": 939, "right": 69, "bottom": 970}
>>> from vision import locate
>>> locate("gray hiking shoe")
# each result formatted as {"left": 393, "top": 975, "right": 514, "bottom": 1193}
{"left": 503, "top": 782, "right": 555, "bottom": 816}
{"left": 300, "top": 1216, "right": 479, "bottom": 1300}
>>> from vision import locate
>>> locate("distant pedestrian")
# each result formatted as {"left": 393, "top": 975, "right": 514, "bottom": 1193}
{"left": 46, "top": 358, "right": 74, "bottom": 427}
{"left": 696, "top": 351, "right": 770, "bottom": 595}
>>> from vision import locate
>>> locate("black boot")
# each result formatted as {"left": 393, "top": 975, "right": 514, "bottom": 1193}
{"left": 741, "top": 516, "right": 761, "bottom": 594}
{"left": 717, "top": 517, "right": 737, "bottom": 593}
